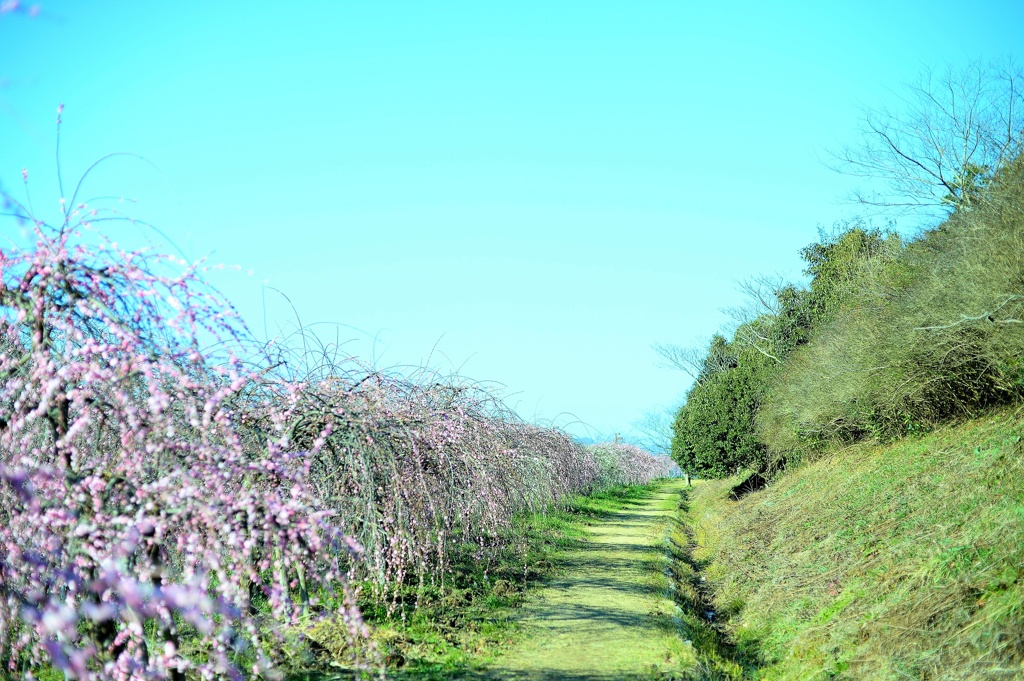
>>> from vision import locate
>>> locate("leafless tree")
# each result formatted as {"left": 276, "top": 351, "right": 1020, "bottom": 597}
{"left": 721, "top": 274, "right": 790, "bottom": 363}
{"left": 654, "top": 275, "right": 788, "bottom": 381}
{"left": 652, "top": 340, "right": 707, "bottom": 380}
{"left": 630, "top": 406, "right": 677, "bottom": 456}
{"left": 830, "top": 59, "right": 1024, "bottom": 219}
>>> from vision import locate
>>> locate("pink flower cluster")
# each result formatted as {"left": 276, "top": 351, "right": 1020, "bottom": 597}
{"left": 284, "top": 374, "right": 672, "bottom": 602}
{"left": 0, "top": 219, "right": 369, "bottom": 679}
{"left": 0, "top": 1, "right": 41, "bottom": 17}
{"left": 0, "top": 173, "right": 670, "bottom": 677}
{"left": 586, "top": 442, "right": 675, "bottom": 488}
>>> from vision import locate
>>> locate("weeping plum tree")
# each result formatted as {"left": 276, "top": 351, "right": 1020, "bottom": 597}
{"left": 289, "top": 370, "right": 674, "bottom": 606}
{"left": 0, "top": 211, "right": 673, "bottom": 676}
{"left": 0, "top": 105, "right": 674, "bottom": 675}
{"left": 0, "top": 196, "right": 371, "bottom": 678}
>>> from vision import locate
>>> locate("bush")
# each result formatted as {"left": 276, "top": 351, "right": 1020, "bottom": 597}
{"left": 758, "top": 155, "right": 1024, "bottom": 452}
{"left": 671, "top": 341, "right": 774, "bottom": 479}
{"left": 289, "top": 375, "right": 671, "bottom": 603}
{"left": 670, "top": 225, "right": 915, "bottom": 474}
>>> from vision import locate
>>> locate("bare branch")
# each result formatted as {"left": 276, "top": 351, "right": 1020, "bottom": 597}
{"left": 652, "top": 342, "right": 705, "bottom": 380}
{"left": 914, "top": 295, "right": 1023, "bottom": 331}
{"left": 828, "top": 59, "right": 1024, "bottom": 221}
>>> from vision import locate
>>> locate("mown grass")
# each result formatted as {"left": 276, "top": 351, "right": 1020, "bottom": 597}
{"left": 293, "top": 482, "right": 664, "bottom": 680}
{"left": 682, "top": 409, "right": 1024, "bottom": 679}
{"left": 484, "top": 480, "right": 694, "bottom": 680}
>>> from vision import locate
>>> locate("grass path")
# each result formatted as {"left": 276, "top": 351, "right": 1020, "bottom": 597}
{"left": 480, "top": 479, "right": 692, "bottom": 680}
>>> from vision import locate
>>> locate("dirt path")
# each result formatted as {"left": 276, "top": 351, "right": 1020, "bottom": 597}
{"left": 481, "top": 479, "right": 692, "bottom": 680}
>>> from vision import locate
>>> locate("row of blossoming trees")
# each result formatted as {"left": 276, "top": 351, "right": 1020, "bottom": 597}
{"left": 0, "top": 194, "right": 671, "bottom": 679}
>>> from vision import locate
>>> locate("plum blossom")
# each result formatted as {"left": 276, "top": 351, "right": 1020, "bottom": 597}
{"left": 0, "top": 166, "right": 668, "bottom": 679}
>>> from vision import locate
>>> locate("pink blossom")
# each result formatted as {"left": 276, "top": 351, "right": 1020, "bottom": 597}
{"left": 0, "top": 171, "right": 667, "bottom": 679}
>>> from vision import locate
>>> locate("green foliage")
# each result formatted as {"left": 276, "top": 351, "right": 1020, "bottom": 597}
{"left": 672, "top": 156, "right": 1024, "bottom": 466}
{"left": 671, "top": 342, "right": 774, "bottom": 479}
{"left": 668, "top": 226, "right": 895, "bottom": 478}
{"left": 799, "top": 224, "right": 904, "bottom": 324}
{"left": 670, "top": 222, "right": 908, "bottom": 478}
{"left": 943, "top": 161, "right": 991, "bottom": 208}
{"left": 769, "top": 285, "right": 815, "bottom": 356}
{"left": 698, "top": 334, "right": 738, "bottom": 382}
{"left": 670, "top": 152, "right": 1024, "bottom": 480}
{"left": 759, "top": 155, "right": 1024, "bottom": 452}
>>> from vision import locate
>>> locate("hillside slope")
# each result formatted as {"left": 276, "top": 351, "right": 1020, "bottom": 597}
{"left": 683, "top": 409, "right": 1024, "bottom": 679}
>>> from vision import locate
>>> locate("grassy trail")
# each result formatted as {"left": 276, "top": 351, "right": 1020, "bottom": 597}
{"left": 480, "top": 479, "right": 692, "bottom": 680}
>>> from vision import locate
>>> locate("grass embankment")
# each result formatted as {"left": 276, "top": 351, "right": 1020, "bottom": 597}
{"left": 676, "top": 409, "right": 1024, "bottom": 680}
{"left": 301, "top": 483, "right": 666, "bottom": 680}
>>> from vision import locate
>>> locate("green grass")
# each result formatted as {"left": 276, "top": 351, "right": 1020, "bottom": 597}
{"left": 666, "top": 488, "right": 763, "bottom": 680}
{"left": 682, "top": 408, "right": 1024, "bottom": 680}
{"left": 295, "top": 482, "right": 665, "bottom": 680}
{"left": 488, "top": 480, "right": 694, "bottom": 679}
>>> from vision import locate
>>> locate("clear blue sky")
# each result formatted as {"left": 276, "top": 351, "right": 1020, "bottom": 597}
{"left": 2, "top": 1, "right": 1022, "bottom": 440}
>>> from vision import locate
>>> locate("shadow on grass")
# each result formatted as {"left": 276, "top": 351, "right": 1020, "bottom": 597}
{"left": 292, "top": 483, "right": 683, "bottom": 681}
{"left": 389, "top": 670, "right": 682, "bottom": 680}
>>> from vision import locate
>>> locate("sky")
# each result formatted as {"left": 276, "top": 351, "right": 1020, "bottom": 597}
{"left": 2, "top": 1, "right": 1023, "bottom": 442}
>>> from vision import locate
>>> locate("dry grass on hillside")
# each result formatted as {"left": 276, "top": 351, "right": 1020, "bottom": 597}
{"left": 686, "top": 409, "right": 1024, "bottom": 680}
